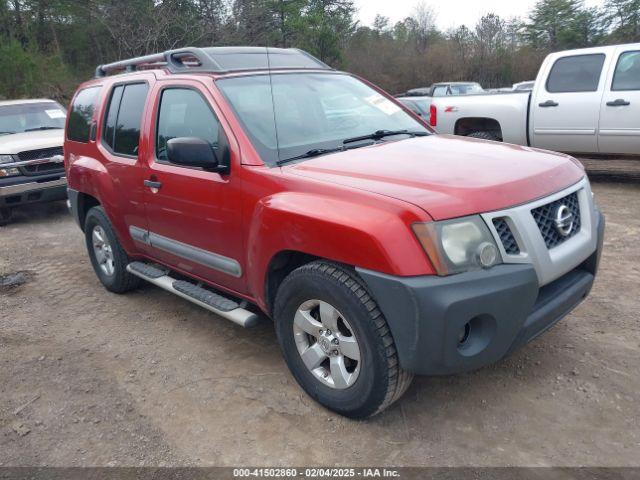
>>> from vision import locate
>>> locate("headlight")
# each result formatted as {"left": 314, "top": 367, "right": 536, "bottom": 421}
{"left": 412, "top": 215, "right": 502, "bottom": 276}
{"left": 0, "top": 154, "right": 19, "bottom": 177}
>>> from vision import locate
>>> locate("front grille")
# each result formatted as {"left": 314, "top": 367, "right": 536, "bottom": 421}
{"left": 493, "top": 218, "right": 520, "bottom": 254}
{"left": 531, "top": 192, "right": 581, "bottom": 249}
{"left": 17, "top": 147, "right": 64, "bottom": 175}
{"left": 17, "top": 147, "right": 63, "bottom": 161}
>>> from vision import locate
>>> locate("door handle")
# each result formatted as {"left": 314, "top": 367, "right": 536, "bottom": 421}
{"left": 144, "top": 179, "right": 162, "bottom": 189}
{"left": 539, "top": 100, "right": 559, "bottom": 108}
{"left": 606, "top": 99, "right": 631, "bottom": 107}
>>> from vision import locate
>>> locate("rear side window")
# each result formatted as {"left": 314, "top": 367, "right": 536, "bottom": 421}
{"left": 103, "top": 86, "right": 124, "bottom": 150}
{"left": 612, "top": 51, "right": 640, "bottom": 91}
{"left": 546, "top": 54, "right": 605, "bottom": 93}
{"left": 67, "top": 86, "right": 101, "bottom": 142}
{"left": 156, "top": 88, "right": 221, "bottom": 162}
{"left": 103, "top": 83, "right": 149, "bottom": 156}
{"left": 432, "top": 86, "right": 448, "bottom": 97}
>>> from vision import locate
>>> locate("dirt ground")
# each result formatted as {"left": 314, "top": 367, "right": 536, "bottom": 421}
{"left": 0, "top": 181, "right": 639, "bottom": 467}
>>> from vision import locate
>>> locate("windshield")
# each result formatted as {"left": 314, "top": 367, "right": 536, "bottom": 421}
{"left": 216, "top": 73, "right": 429, "bottom": 165}
{"left": 0, "top": 102, "right": 66, "bottom": 136}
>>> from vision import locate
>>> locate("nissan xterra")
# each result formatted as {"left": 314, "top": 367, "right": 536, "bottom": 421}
{"left": 65, "top": 47, "right": 604, "bottom": 418}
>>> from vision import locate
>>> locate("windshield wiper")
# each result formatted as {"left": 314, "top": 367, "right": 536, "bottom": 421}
{"left": 25, "top": 126, "right": 63, "bottom": 132}
{"left": 275, "top": 130, "right": 429, "bottom": 166}
{"left": 342, "top": 129, "right": 428, "bottom": 145}
{"left": 0, "top": 131, "right": 16, "bottom": 136}
{"left": 276, "top": 147, "right": 346, "bottom": 166}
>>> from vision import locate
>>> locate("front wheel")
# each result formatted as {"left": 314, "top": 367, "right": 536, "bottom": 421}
{"left": 274, "top": 261, "right": 413, "bottom": 418}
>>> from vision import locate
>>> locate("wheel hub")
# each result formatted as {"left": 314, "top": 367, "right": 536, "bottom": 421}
{"left": 317, "top": 331, "right": 339, "bottom": 355}
{"left": 292, "top": 299, "right": 361, "bottom": 390}
{"left": 92, "top": 225, "right": 115, "bottom": 277}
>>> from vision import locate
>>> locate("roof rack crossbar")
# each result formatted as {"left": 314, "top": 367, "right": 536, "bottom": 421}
{"left": 95, "top": 47, "right": 332, "bottom": 78}
{"left": 95, "top": 47, "right": 222, "bottom": 78}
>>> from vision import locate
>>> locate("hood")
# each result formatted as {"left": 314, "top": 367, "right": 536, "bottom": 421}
{"left": 284, "top": 134, "right": 585, "bottom": 220}
{"left": 0, "top": 129, "right": 64, "bottom": 154}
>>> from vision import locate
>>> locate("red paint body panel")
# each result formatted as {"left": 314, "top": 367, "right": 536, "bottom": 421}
{"left": 286, "top": 134, "right": 585, "bottom": 221}
{"left": 65, "top": 68, "right": 585, "bottom": 315}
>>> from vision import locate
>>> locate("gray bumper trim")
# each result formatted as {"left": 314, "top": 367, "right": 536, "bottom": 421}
{"left": 67, "top": 187, "right": 82, "bottom": 228}
{"left": 357, "top": 209, "right": 604, "bottom": 376}
{"left": 0, "top": 177, "right": 67, "bottom": 196}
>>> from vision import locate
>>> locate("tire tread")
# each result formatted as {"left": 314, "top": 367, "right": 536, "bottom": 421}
{"left": 277, "top": 260, "right": 413, "bottom": 417}
{"left": 85, "top": 206, "right": 141, "bottom": 294}
{"left": 467, "top": 131, "right": 501, "bottom": 141}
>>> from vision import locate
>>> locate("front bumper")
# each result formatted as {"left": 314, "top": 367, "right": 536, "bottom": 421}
{"left": 0, "top": 176, "right": 67, "bottom": 207}
{"left": 357, "top": 209, "right": 605, "bottom": 376}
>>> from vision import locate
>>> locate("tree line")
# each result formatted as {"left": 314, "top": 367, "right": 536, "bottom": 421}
{"left": 0, "top": 0, "right": 639, "bottom": 101}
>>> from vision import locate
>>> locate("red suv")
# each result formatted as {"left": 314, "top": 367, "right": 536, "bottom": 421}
{"left": 65, "top": 47, "right": 604, "bottom": 418}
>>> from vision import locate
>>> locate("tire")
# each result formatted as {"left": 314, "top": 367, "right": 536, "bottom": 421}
{"left": 274, "top": 261, "right": 413, "bottom": 419}
{"left": 84, "top": 206, "right": 141, "bottom": 294}
{"left": 0, "top": 207, "right": 12, "bottom": 226}
{"left": 467, "top": 131, "right": 502, "bottom": 142}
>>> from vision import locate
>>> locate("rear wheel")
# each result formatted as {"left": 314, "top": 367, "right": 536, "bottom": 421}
{"left": 274, "top": 261, "right": 413, "bottom": 418}
{"left": 467, "top": 131, "right": 501, "bottom": 142}
{"left": 84, "top": 206, "right": 141, "bottom": 293}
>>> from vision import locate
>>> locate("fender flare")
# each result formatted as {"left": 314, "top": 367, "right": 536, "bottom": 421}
{"left": 67, "top": 155, "right": 137, "bottom": 253}
{"left": 246, "top": 191, "right": 435, "bottom": 311}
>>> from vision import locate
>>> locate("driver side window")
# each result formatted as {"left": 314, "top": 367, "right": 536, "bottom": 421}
{"left": 156, "top": 88, "right": 221, "bottom": 162}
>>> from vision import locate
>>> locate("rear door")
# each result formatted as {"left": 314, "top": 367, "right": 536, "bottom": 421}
{"left": 98, "top": 78, "right": 153, "bottom": 252}
{"left": 598, "top": 46, "right": 640, "bottom": 155}
{"left": 531, "top": 50, "right": 611, "bottom": 154}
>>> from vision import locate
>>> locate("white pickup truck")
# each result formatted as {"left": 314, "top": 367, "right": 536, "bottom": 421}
{"left": 428, "top": 44, "right": 640, "bottom": 156}
{"left": 0, "top": 99, "right": 67, "bottom": 225}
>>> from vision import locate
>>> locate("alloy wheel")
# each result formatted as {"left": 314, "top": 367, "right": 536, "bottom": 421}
{"left": 292, "top": 299, "right": 361, "bottom": 389}
{"left": 92, "top": 225, "right": 115, "bottom": 276}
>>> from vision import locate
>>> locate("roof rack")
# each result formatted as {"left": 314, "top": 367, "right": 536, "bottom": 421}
{"left": 95, "top": 47, "right": 332, "bottom": 78}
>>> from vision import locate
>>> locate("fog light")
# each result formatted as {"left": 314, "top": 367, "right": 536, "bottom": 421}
{"left": 477, "top": 242, "right": 498, "bottom": 268}
{"left": 458, "top": 322, "right": 471, "bottom": 345}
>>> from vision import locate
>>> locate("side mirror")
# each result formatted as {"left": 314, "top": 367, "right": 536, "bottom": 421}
{"left": 166, "top": 137, "right": 223, "bottom": 171}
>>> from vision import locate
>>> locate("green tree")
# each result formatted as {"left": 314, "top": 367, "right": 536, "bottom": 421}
{"left": 267, "top": 0, "right": 305, "bottom": 47}
{"left": 0, "top": 40, "right": 73, "bottom": 100}
{"left": 524, "top": 0, "right": 604, "bottom": 50}
{"left": 605, "top": 0, "right": 640, "bottom": 41}
{"left": 296, "top": 0, "right": 356, "bottom": 65}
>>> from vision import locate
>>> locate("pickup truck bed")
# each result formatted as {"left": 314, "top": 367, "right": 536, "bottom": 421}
{"left": 429, "top": 43, "right": 640, "bottom": 156}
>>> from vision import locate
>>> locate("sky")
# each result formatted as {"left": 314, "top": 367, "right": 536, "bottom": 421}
{"left": 354, "top": 0, "right": 605, "bottom": 31}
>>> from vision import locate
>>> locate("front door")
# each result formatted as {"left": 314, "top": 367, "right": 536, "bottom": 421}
{"left": 531, "top": 51, "right": 610, "bottom": 154}
{"left": 141, "top": 79, "right": 246, "bottom": 294}
{"left": 598, "top": 47, "right": 640, "bottom": 155}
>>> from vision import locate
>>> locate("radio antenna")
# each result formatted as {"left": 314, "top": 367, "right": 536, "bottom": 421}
{"left": 266, "top": 45, "right": 282, "bottom": 163}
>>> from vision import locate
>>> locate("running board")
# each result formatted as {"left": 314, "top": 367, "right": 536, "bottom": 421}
{"left": 126, "top": 262, "right": 259, "bottom": 328}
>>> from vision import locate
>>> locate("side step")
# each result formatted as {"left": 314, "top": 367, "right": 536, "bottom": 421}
{"left": 127, "top": 262, "right": 259, "bottom": 328}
